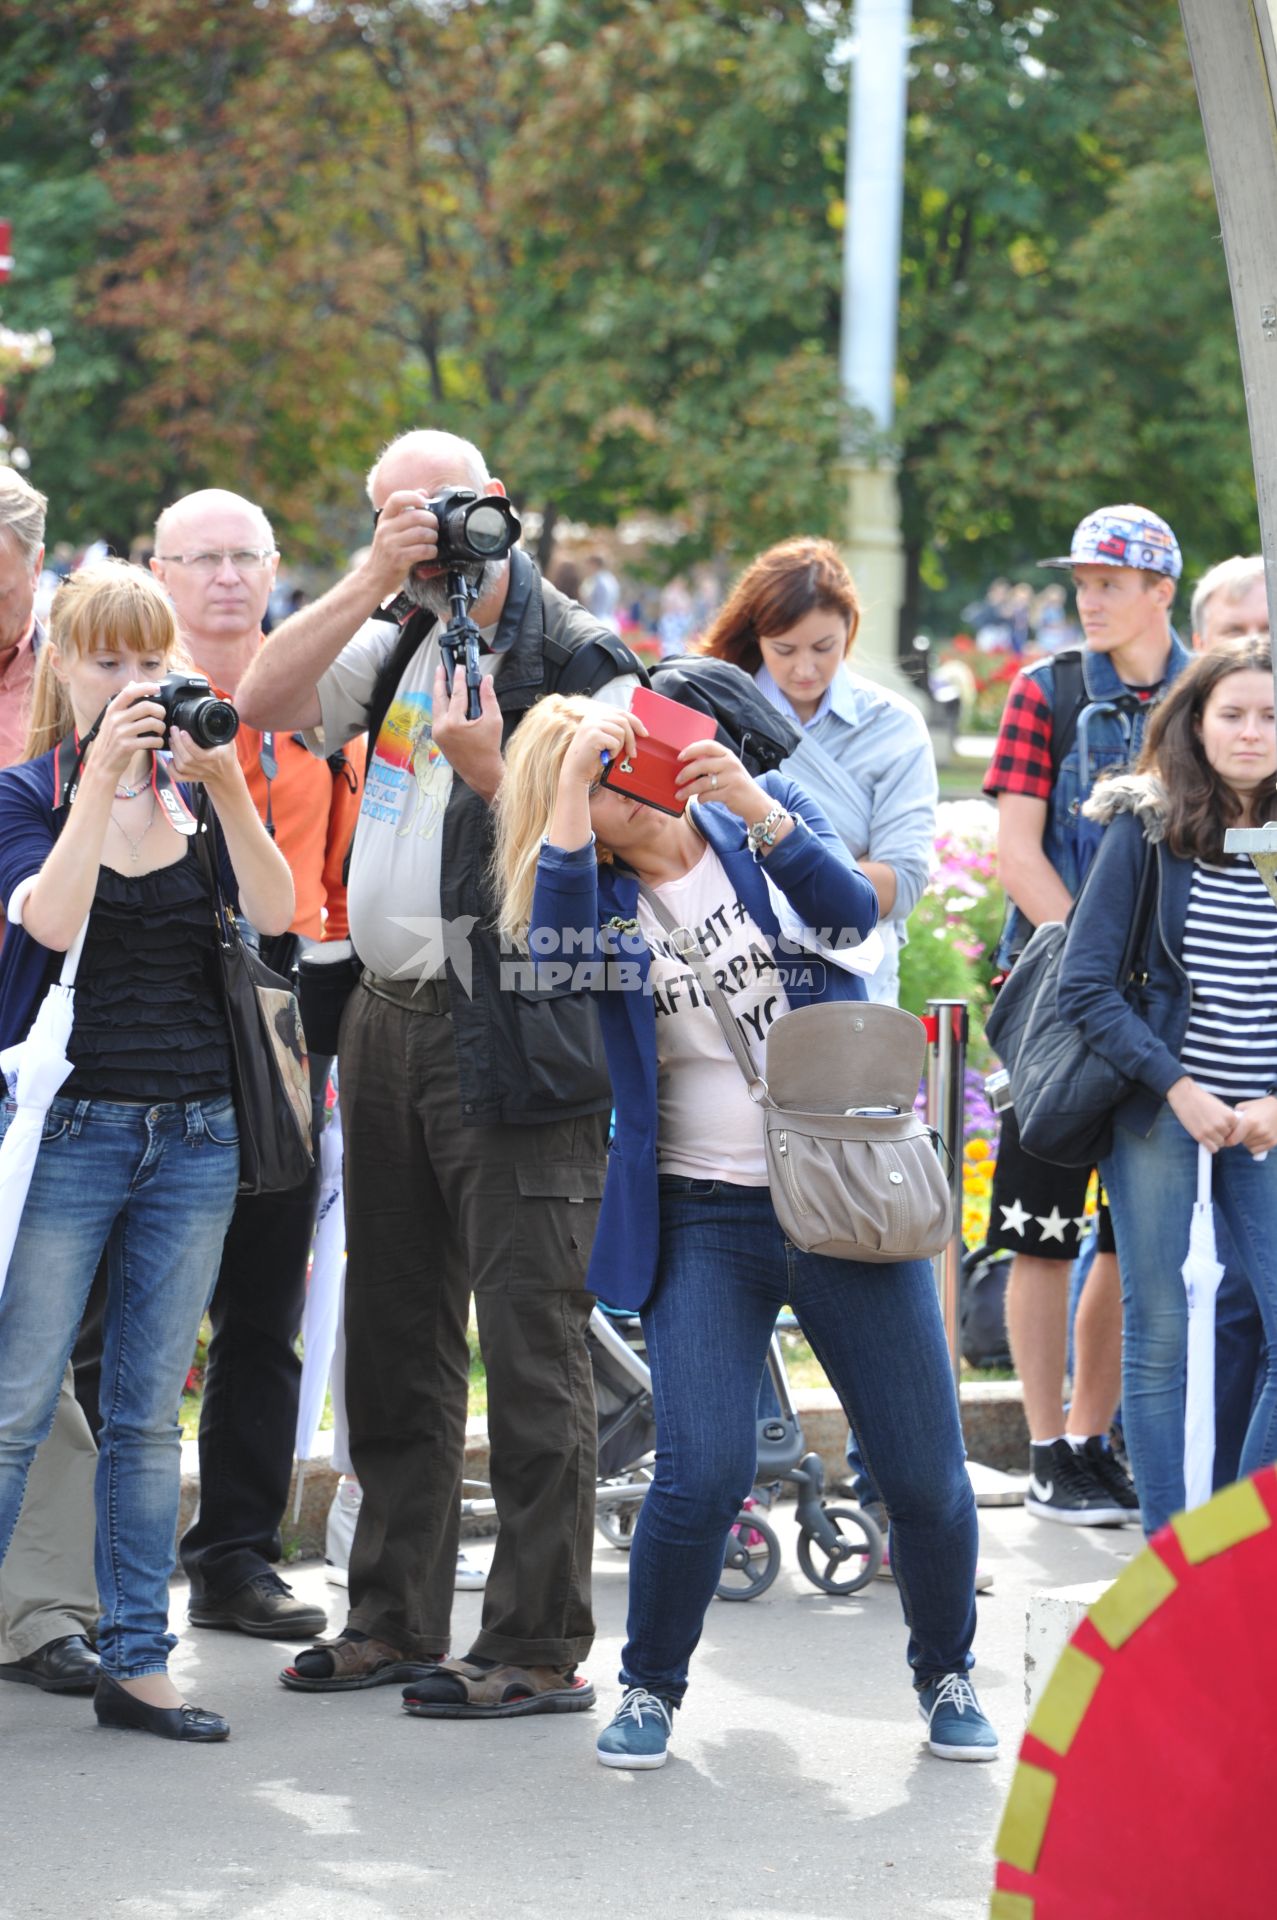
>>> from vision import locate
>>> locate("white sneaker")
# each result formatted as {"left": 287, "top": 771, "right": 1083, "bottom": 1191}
{"left": 325, "top": 1477, "right": 488, "bottom": 1593}
{"left": 324, "top": 1477, "right": 362, "bottom": 1587}
{"left": 454, "top": 1551, "right": 488, "bottom": 1592}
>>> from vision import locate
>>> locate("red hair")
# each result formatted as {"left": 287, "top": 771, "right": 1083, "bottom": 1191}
{"left": 699, "top": 538, "right": 861, "bottom": 675}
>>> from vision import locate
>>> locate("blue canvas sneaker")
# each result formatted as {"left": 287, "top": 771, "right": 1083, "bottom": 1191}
{"left": 596, "top": 1687, "right": 674, "bottom": 1770}
{"left": 917, "top": 1672, "right": 999, "bottom": 1762}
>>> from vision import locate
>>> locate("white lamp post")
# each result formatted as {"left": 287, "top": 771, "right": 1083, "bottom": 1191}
{"left": 839, "top": 0, "right": 917, "bottom": 701}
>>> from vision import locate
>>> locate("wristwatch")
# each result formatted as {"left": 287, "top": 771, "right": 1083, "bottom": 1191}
{"left": 746, "top": 807, "right": 791, "bottom": 857}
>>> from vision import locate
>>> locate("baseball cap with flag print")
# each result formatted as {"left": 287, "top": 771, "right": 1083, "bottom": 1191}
{"left": 1039, "top": 503, "right": 1182, "bottom": 581}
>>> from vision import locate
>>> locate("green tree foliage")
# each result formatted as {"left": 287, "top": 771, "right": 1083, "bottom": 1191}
{"left": 0, "top": 0, "right": 1256, "bottom": 610}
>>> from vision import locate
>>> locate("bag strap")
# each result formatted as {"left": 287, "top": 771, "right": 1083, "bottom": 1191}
{"left": 57, "top": 921, "right": 88, "bottom": 988}
{"left": 1116, "top": 836, "right": 1157, "bottom": 988}
{"left": 191, "top": 790, "right": 237, "bottom": 947}
{"left": 637, "top": 882, "right": 772, "bottom": 1105}
{"left": 1047, "top": 649, "right": 1087, "bottom": 782}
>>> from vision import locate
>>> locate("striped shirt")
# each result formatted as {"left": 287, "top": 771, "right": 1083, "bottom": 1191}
{"left": 1179, "top": 855, "right": 1277, "bottom": 1100}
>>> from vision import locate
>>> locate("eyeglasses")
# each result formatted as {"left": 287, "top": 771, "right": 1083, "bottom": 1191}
{"left": 155, "top": 549, "right": 276, "bottom": 576}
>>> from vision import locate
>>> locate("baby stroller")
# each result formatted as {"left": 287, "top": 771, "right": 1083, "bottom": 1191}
{"left": 588, "top": 1306, "right": 884, "bottom": 1600}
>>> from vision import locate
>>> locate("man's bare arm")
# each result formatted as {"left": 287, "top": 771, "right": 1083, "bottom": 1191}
{"left": 996, "top": 791, "right": 1074, "bottom": 929}
{"left": 238, "top": 490, "right": 443, "bottom": 731}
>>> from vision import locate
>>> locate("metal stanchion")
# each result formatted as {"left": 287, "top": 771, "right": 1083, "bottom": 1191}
{"left": 925, "top": 997, "right": 968, "bottom": 1385}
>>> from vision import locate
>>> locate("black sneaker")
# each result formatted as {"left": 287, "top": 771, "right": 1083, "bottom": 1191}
{"left": 1079, "top": 1434, "right": 1141, "bottom": 1524}
{"left": 1024, "top": 1438, "right": 1130, "bottom": 1526}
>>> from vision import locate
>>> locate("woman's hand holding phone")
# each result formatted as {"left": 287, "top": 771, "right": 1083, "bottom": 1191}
{"left": 561, "top": 708, "right": 648, "bottom": 792}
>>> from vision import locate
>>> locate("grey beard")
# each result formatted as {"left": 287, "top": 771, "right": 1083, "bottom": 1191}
{"left": 402, "top": 556, "right": 504, "bottom": 620}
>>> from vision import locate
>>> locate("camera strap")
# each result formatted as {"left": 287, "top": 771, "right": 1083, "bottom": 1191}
{"left": 259, "top": 730, "right": 278, "bottom": 840}
{"left": 53, "top": 727, "right": 196, "bottom": 834}
{"left": 154, "top": 758, "right": 199, "bottom": 836}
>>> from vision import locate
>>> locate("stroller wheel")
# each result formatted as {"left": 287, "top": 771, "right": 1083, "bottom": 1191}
{"left": 715, "top": 1506, "right": 781, "bottom": 1602}
{"left": 595, "top": 1468, "right": 653, "bottom": 1551}
{"left": 797, "top": 1505, "right": 883, "bottom": 1595}
{"left": 596, "top": 1499, "right": 643, "bottom": 1551}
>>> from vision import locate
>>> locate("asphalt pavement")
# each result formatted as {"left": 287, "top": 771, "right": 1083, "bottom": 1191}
{"left": 2, "top": 1504, "right": 1138, "bottom": 1920}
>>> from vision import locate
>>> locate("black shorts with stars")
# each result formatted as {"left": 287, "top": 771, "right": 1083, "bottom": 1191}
{"left": 986, "top": 1106, "right": 1115, "bottom": 1260}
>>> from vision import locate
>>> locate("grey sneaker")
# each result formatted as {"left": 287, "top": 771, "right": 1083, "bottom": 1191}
{"left": 596, "top": 1687, "right": 674, "bottom": 1770}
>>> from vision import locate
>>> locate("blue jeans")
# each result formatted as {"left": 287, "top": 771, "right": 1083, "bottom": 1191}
{"left": 624, "top": 1179, "right": 978, "bottom": 1705}
{"left": 0, "top": 1094, "right": 238, "bottom": 1676}
{"left": 1103, "top": 1104, "right": 1277, "bottom": 1538}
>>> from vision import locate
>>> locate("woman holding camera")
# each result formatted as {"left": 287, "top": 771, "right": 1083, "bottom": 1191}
{"left": 0, "top": 560, "right": 293, "bottom": 1742}
{"left": 1058, "top": 638, "right": 1277, "bottom": 1537}
{"left": 491, "top": 695, "right": 993, "bottom": 1772}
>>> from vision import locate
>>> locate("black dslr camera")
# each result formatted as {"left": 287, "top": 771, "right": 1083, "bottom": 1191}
{"left": 155, "top": 673, "right": 240, "bottom": 749}
{"left": 428, "top": 487, "right": 522, "bottom": 569}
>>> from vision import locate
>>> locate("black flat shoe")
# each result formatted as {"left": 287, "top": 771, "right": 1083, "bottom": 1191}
{"left": 0, "top": 1633, "right": 100, "bottom": 1695}
{"left": 93, "top": 1671, "right": 229, "bottom": 1743}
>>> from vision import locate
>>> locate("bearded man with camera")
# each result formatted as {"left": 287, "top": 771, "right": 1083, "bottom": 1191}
{"left": 238, "top": 430, "right": 642, "bottom": 1716}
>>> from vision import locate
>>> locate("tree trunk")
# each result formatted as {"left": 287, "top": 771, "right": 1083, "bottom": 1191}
{"left": 536, "top": 501, "right": 558, "bottom": 573}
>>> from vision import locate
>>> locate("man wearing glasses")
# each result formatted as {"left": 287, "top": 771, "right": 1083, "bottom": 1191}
{"left": 143, "top": 489, "right": 364, "bottom": 1637}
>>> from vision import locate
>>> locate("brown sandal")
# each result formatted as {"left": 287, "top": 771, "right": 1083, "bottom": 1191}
{"left": 401, "top": 1656, "right": 596, "bottom": 1719}
{"left": 279, "top": 1631, "right": 440, "bottom": 1693}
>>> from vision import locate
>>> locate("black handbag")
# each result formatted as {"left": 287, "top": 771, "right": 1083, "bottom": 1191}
{"left": 194, "top": 804, "right": 314, "bottom": 1195}
{"left": 984, "top": 840, "right": 1156, "bottom": 1168}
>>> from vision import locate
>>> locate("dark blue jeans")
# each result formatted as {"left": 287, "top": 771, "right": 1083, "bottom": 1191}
{"left": 622, "top": 1179, "right": 978, "bottom": 1705}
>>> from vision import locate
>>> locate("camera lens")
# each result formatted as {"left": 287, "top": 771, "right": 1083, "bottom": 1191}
{"left": 196, "top": 698, "right": 240, "bottom": 747}
{"left": 462, "top": 502, "right": 512, "bottom": 555}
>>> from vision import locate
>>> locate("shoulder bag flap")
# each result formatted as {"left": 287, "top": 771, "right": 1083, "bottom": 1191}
{"left": 762, "top": 1000, "right": 927, "bottom": 1115}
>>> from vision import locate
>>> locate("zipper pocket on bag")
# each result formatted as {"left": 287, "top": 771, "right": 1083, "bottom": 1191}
{"left": 775, "top": 1131, "right": 810, "bottom": 1216}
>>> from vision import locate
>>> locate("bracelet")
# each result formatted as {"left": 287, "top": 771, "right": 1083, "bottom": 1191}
{"left": 746, "top": 807, "right": 790, "bottom": 857}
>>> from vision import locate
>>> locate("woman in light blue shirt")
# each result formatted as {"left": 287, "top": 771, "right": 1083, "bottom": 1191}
{"left": 700, "top": 538, "right": 937, "bottom": 1006}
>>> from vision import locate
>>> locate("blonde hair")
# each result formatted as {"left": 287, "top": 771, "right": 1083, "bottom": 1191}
{"left": 491, "top": 693, "right": 610, "bottom": 946}
{"left": 25, "top": 559, "right": 186, "bottom": 760}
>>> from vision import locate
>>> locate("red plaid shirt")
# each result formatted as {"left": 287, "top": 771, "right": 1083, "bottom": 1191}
{"left": 983, "top": 671, "right": 1053, "bottom": 802}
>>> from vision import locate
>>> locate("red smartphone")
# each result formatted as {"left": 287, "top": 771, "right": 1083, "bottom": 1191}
{"left": 600, "top": 685, "right": 718, "bottom": 816}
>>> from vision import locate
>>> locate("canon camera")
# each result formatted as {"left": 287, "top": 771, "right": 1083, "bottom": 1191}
{"left": 155, "top": 673, "right": 240, "bottom": 750}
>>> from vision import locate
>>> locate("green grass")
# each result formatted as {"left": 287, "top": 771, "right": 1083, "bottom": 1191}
{"left": 180, "top": 1318, "right": 1006, "bottom": 1440}
{"left": 180, "top": 1318, "right": 491, "bottom": 1440}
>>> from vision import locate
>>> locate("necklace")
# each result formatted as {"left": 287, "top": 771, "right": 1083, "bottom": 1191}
{"left": 110, "top": 794, "right": 157, "bottom": 864}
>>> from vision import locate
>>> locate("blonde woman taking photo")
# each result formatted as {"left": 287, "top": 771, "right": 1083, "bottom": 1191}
{"left": 0, "top": 561, "right": 293, "bottom": 1743}
{"left": 492, "top": 694, "right": 993, "bottom": 1772}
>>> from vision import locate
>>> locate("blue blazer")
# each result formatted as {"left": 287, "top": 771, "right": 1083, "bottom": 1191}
{"left": 529, "top": 772, "right": 879, "bottom": 1310}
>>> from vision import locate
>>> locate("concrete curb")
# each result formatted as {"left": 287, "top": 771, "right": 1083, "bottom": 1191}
{"left": 182, "top": 1382, "right": 1029, "bottom": 1559}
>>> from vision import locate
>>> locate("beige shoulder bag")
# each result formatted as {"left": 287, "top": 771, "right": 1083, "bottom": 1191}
{"left": 641, "top": 887, "right": 953, "bottom": 1264}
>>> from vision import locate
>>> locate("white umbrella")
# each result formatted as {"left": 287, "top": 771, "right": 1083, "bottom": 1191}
{"left": 293, "top": 1094, "right": 347, "bottom": 1502}
{"left": 0, "top": 924, "right": 87, "bottom": 1305}
{"left": 1182, "top": 1142, "right": 1226, "bottom": 1511}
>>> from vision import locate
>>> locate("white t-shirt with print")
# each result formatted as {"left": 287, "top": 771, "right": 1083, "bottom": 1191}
{"left": 635, "top": 842, "right": 792, "bottom": 1185}
{"left": 310, "top": 614, "right": 637, "bottom": 982}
